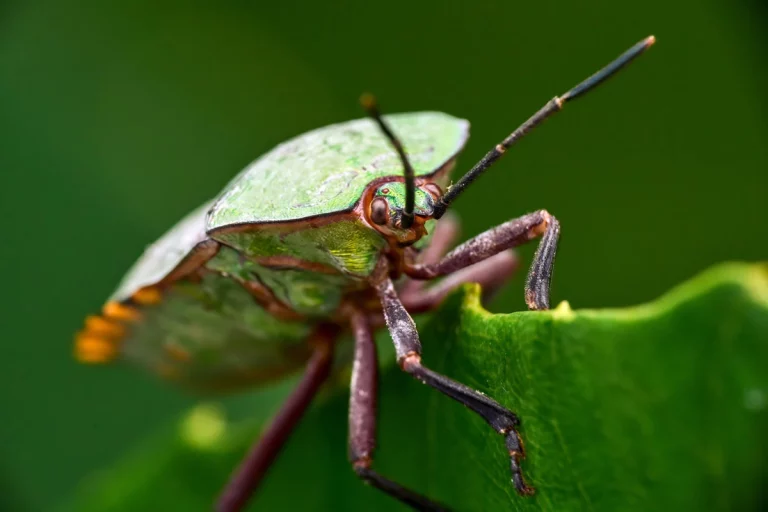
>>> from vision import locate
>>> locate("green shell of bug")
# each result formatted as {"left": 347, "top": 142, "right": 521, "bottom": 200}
{"left": 93, "top": 112, "right": 469, "bottom": 388}
{"left": 207, "top": 112, "right": 469, "bottom": 228}
{"left": 110, "top": 200, "right": 214, "bottom": 302}
{"left": 113, "top": 112, "right": 468, "bottom": 300}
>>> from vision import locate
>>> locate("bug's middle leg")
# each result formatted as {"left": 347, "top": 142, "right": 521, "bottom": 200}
{"left": 375, "top": 275, "right": 535, "bottom": 496}
{"left": 405, "top": 210, "right": 560, "bottom": 310}
{"left": 347, "top": 308, "right": 450, "bottom": 511}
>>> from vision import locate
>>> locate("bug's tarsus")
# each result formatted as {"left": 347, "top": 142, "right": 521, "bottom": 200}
{"left": 355, "top": 466, "right": 451, "bottom": 511}
{"left": 360, "top": 93, "right": 416, "bottom": 229}
{"left": 433, "top": 35, "right": 656, "bottom": 219}
{"left": 403, "top": 358, "right": 534, "bottom": 497}
{"left": 524, "top": 214, "right": 560, "bottom": 310}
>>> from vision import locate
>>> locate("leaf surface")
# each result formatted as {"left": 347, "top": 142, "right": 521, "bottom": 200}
{"left": 66, "top": 263, "right": 768, "bottom": 511}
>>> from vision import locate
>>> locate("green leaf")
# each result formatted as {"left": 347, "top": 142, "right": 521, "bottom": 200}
{"left": 65, "top": 263, "right": 768, "bottom": 511}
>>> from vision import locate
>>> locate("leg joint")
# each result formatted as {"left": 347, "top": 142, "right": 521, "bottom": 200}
{"left": 352, "top": 460, "right": 375, "bottom": 482}
{"left": 529, "top": 209, "right": 553, "bottom": 237}
{"left": 399, "top": 352, "right": 422, "bottom": 373}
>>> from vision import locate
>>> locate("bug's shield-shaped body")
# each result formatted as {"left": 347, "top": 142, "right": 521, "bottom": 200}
{"left": 77, "top": 113, "right": 468, "bottom": 390}
{"left": 77, "top": 36, "right": 655, "bottom": 512}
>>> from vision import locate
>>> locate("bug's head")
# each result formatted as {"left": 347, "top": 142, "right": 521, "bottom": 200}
{"left": 364, "top": 180, "right": 442, "bottom": 244}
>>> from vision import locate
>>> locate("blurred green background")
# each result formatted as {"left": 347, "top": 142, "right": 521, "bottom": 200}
{"left": 0, "top": 0, "right": 765, "bottom": 510}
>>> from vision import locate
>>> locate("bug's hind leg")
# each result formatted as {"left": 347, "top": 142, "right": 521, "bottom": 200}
{"left": 216, "top": 326, "right": 338, "bottom": 512}
{"left": 375, "top": 275, "right": 535, "bottom": 496}
{"left": 405, "top": 210, "right": 560, "bottom": 310}
{"left": 348, "top": 308, "right": 451, "bottom": 511}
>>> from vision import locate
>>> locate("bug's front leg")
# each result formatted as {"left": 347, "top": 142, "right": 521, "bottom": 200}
{"left": 398, "top": 212, "right": 519, "bottom": 314}
{"left": 347, "top": 308, "right": 450, "bottom": 511}
{"left": 400, "top": 251, "right": 518, "bottom": 314}
{"left": 406, "top": 210, "right": 560, "bottom": 310}
{"left": 399, "top": 211, "right": 462, "bottom": 299}
{"left": 374, "top": 274, "right": 535, "bottom": 496}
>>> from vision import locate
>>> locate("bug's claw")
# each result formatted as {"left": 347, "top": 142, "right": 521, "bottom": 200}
{"left": 506, "top": 431, "right": 535, "bottom": 496}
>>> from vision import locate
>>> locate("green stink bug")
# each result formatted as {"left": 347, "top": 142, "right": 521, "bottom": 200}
{"left": 77, "top": 36, "right": 655, "bottom": 511}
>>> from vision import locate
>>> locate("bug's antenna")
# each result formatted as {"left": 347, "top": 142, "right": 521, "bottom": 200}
{"left": 433, "top": 35, "right": 656, "bottom": 219}
{"left": 360, "top": 93, "right": 416, "bottom": 229}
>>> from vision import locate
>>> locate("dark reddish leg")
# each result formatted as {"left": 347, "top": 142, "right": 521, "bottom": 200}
{"left": 348, "top": 309, "right": 450, "bottom": 511}
{"left": 400, "top": 212, "right": 519, "bottom": 313}
{"left": 216, "top": 326, "right": 337, "bottom": 512}
{"left": 375, "top": 275, "right": 534, "bottom": 496}
{"left": 420, "top": 211, "right": 461, "bottom": 264}
{"left": 400, "top": 212, "right": 461, "bottom": 298}
{"left": 401, "top": 251, "right": 518, "bottom": 314}
{"left": 405, "top": 210, "right": 560, "bottom": 310}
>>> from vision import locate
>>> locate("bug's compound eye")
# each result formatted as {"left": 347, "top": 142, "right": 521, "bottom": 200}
{"left": 370, "top": 197, "right": 389, "bottom": 226}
